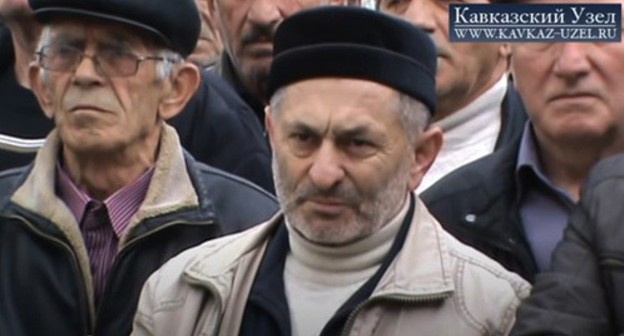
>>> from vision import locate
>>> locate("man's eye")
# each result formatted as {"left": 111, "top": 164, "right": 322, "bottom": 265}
{"left": 291, "top": 132, "right": 318, "bottom": 144}
{"left": 344, "top": 138, "right": 376, "bottom": 157}
{"left": 351, "top": 139, "right": 371, "bottom": 147}
{"left": 288, "top": 132, "right": 318, "bottom": 156}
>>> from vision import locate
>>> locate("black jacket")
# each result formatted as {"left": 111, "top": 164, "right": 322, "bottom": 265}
{"left": 0, "top": 149, "right": 278, "bottom": 336}
{"left": 169, "top": 70, "right": 274, "bottom": 194}
{"left": 511, "top": 153, "right": 624, "bottom": 336}
{"left": 421, "top": 135, "right": 539, "bottom": 282}
{"left": 421, "top": 83, "right": 535, "bottom": 281}
{"left": 209, "top": 53, "right": 266, "bottom": 128}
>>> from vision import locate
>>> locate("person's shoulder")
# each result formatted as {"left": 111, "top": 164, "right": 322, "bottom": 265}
{"left": 446, "top": 229, "right": 529, "bottom": 292}
{"left": 0, "top": 165, "right": 31, "bottom": 195}
{"left": 584, "top": 153, "right": 624, "bottom": 192}
{"left": 189, "top": 158, "right": 275, "bottom": 200}
{"left": 422, "top": 143, "right": 519, "bottom": 204}
{"left": 177, "top": 68, "right": 264, "bottom": 140}
{"left": 134, "top": 211, "right": 280, "bottom": 336}
{"left": 145, "top": 217, "right": 276, "bottom": 292}
{"left": 444, "top": 230, "right": 531, "bottom": 330}
{"left": 0, "top": 164, "right": 32, "bottom": 212}
{"left": 198, "top": 69, "right": 252, "bottom": 113}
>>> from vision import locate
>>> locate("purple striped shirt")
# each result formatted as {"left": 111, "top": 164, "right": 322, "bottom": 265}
{"left": 56, "top": 164, "right": 154, "bottom": 303}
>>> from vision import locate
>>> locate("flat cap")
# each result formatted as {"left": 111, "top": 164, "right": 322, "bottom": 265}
{"left": 29, "top": 0, "right": 201, "bottom": 57}
{"left": 269, "top": 6, "right": 437, "bottom": 115}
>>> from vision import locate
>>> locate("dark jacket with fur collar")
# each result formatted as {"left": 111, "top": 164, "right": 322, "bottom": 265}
{"left": 0, "top": 125, "right": 278, "bottom": 336}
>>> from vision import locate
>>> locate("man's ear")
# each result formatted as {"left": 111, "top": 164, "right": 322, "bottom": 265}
{"left": 408, "top": 126, "right": 443, "bottom": 191}
{"left": 158, "top": 63, "right": 201, "bottom": 120}
{"left": 28, "top": 63, "right": 55, "bottom": 119}
{"left": 265, "top": 105, "right": 276, "bottom": 152}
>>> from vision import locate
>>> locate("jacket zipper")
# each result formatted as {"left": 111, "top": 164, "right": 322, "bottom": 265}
{"left": 5, "top": 214, "right": 93, "bottom": 335}
{"left": 340, "top": 291, "right": 453, "bottom": 336}
{"left": 95, "top": 219, "right": 216, "bottom": 330}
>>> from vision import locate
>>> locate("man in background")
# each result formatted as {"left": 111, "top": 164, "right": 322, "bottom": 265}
{"left": 422, "top": 0, "right": 624, "bottom": 282}
{"left": 208, "top": 0, "right": 348, "bottom": 127}
{"left": 379, "top": 0, "right": 527, "bottom": 192}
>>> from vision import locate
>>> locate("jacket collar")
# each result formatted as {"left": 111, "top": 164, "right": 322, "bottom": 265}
{"left": 496, "top": 78, "right": 528, "bottom": 149}
{"left": 183, "top": 196, "right": 455, "bottom": 298}
{"left": 12, "top": 123, "right": 199, "bottom": 242}
{"left": 373, "top": 196, "right": 455, "bottom": 297}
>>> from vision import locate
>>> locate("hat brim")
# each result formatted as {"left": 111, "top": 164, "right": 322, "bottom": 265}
{"left": 34, "top": 7, "right": 172, "bottom": 49}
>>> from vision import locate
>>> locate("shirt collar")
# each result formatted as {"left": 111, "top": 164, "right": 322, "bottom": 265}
{"left": 56, "top": 163, "right": 155, "bottom": 237}
{"left": 515, "top": 123, "right": 575, "bottom": 203}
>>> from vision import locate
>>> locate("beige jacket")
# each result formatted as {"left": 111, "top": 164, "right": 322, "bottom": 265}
{"left": 133, "top": 197, "right": 530, "bottom": 336}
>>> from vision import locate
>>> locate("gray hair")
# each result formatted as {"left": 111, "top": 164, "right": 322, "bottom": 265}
{"left": 395, "top": 92, "right": 431, "bottom": 145}
{"left": 36, "top": 26, "right": 182, "bottom": 83}
{"left": 155, "top": 50, "right": 182, "bottom": 80}
{"left": 36, "top": 27, "right": 52, "bottom": 84}
{"left": 269, "top": 86, "right": 431, "bottom": 145}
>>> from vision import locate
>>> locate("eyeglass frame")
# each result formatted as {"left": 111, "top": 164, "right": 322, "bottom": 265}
{"left": 34, "top": 43, "right": 182, "bottom": 78}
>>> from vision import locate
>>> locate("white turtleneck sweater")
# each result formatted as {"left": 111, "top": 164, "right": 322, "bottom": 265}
{"left": 417, "top": 75, "right": 508, "bottom": 193}
{"left": 283, "top": 197, "right": 410, "bottom": 336}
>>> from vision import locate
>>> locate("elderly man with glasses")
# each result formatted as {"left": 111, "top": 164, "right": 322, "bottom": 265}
{"left": 0, "top": 0, "right": 278, "bottom": 335}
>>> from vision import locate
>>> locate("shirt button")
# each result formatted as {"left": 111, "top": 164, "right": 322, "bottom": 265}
{"left": 465, "top": 214, "right": 476, "bottom": 223}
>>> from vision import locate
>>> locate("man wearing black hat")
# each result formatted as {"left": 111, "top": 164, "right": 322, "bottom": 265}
{"left": 0, "top": 0, "right": 278, "bottom": 335}
{"left": 133, "top": 7, "right": 529, "bottom": 336}
{"left": 0, "top": 0, "right": 275, "bottom": 193}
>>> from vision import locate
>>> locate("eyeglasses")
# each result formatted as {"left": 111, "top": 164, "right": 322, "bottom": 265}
{"left": 35, "top": 44, "right": 180, "bottom": 77}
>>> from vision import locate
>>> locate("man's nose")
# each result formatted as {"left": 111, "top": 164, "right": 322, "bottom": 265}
{"left": 247, "top": 0, "right": 282, "bottom": 26}
{"left": 308, "top": 142, "right": 346, "bottom": 190}
{"left": 553, "top": 43, "right": 592, "bottom": 82}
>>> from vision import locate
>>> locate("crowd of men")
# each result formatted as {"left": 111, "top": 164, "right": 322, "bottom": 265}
{"left": 0, "top": 0, "right": 622, "bottom": 334}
